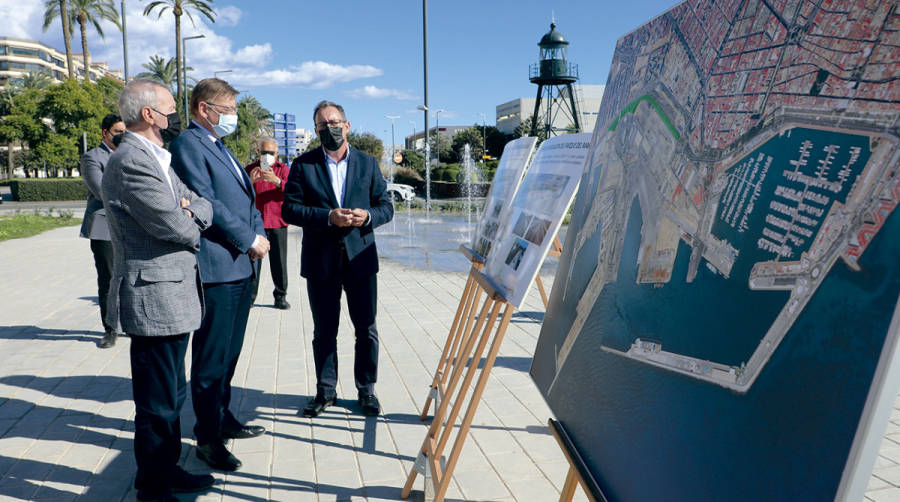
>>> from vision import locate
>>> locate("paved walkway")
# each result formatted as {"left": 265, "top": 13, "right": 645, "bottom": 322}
{"left": 1, "top": 225, "right": 899, "bottom": 501}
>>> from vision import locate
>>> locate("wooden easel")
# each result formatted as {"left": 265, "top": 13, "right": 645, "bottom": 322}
{"left": 419, "top": 236, "right": 563, "bottom": 420}
{"left": 549, "top": 419, "right": 606, "bottom": 502}
{"left": 418, "top": 245, "right": 485, "bottom": 420}
{"left": 402, "top": 269, "right": 514, "bottom": 502}
{"left": 534, "top": 235, "right": 564, "bottom": 308}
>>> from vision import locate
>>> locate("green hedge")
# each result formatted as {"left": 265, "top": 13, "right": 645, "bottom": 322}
{"left": 10, "top": 178, "right": 88, "bottom": 201}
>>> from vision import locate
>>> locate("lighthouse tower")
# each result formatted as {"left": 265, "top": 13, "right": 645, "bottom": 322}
{"left": 529, "top": 22, "right": 582, "bottom": 138}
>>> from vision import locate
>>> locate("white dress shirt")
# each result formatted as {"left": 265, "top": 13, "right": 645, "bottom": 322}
{"left": 324, "top": 146, "right": 349, "bottom": 207}
{"left": 127, "top": 131, "right": 177, "bottom": 204}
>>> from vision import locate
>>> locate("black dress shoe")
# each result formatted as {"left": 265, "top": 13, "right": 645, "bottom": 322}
{"left": 359, "top": 394, "right": 381, "bottom": 416}
{"left": 301, "top": 395, "right": 336, "bottom": 418}
{"left": 196, "top": 442, "right": 242, "bottom": 471}
{"left": 170, "top": 466, "right": 215, "bottom": 493}
{"left": 222, "top": 423, "right": 266, "bottom": 439}
{"left": 274, "top": 298, "right": 291, "bottom": 310}
{"left": 97, "top": 331, "right": 116, "bottom": 349}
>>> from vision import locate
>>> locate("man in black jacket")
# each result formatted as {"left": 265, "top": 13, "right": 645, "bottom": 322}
{"left": 282, "top": 100, "right": 393, "bottom": 418}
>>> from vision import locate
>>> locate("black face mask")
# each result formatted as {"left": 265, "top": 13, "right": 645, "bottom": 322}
{"left": 318, "top": 125, "right": 345, "bottom": 151}
{"left": 111, "top": 132, "right": 125, "bottom": 148}
{"left": 160, "top": 111, "right": 182, "bottom": 143}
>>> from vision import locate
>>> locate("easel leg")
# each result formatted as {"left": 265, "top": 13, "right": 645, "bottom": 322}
{"left": 559, "top": 465, "right": 579, "bottom": 502}
{"left": 536, "top": 275, "right": 549, "bottom": 308}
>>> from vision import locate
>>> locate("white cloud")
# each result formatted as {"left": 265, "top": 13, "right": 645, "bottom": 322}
{"left": 348, "top": 85, "right": 417, "bottom": 100}
{"left": 229, "top": 61, "right": 382, "bottom": 88}
{"left": 215, "top": 6, "right": 242, "bottom": 27}
{"left": 2, "top": 0, "right": 380, "bottom": 90}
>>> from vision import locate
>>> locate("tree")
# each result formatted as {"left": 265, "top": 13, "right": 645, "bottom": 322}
{"left": 399, "top": 148, "right": 424, "bottom": 171}
{"left": 95, "top": 76, "right": 124, "bottom": 114}
{"left": 0, "top": 90, "right": 45, "bottom": 178}
{"left": 428, "top": 134, "right": 454, "bottom": 164}
{"left": 69, "top": 0, "right": 121, "bottom": 80}
{"left": 20, "top": 71, "right": 54, "bottom": 91}
{"left": 38, "top": 79, "right": 107, "bottom": 171}
{"left": 43, "top": 0, "right": 76, "bottom": 79}
{"left": 513, "top": 114, "right": 547, "bottom": 142}
{"left": 348, "top": 131, "right": 383, "bottom": 161}
{"left": 222, "top": 95, "right": 273, "bottom": 166}
{"left": 143, "top": 0, "right": 215, "bottom": 120}
{"left": 451, "top": 126, "right": 485, "bottom": 162}
{"left": 136, "top": 55, "right": 179, "bottom": 91}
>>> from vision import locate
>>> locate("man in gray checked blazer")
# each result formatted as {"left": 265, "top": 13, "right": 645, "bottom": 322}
{"left": 101, "top": 79, "right": 216, "bottom": 502}
{"left": 79, "top": 113, "right": 125, "bottom": 348}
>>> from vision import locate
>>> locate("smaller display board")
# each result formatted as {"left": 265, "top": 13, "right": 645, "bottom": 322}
{"left": 483, "top": 133, "right": 591, "bottom": 307}
{"left": 471, "top": 137, "right": 538, "bottom": 259}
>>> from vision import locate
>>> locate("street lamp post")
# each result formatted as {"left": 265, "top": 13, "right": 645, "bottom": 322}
{"left": 121, "top": 0, "right": 128, "bottom": 81}
{"left": 409, "top": 120, "right": 416, "bottom": 151}
{"left": 385, "top": 115, "right": 400, "bottom": 182}
{"left": 214, "top": 69, "right": 233, "bottom": 79}
{"left": 422, "top": 0, "right": 430, "bottom": 209}
{"left": 417, "top": 104, "right": 430, "bottom": 207}
{"left": 479, "top": 113, "right": 487, "bottom": 163}
{"left": 434, "top": 108, "right": 444, "bottom": 162}
{"left": 182, "top": 34, "right": 205, "bottom": 120}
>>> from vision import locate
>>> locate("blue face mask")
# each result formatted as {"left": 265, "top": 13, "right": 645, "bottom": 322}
{"left": 212, "top": 112, "right": 238, "bottom": 138}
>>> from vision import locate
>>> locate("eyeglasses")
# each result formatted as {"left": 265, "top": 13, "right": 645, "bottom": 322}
{"left": 205, "top": 102, "right": 237, "bottom": 114}
{"left": 315, "top": 120, "right": 346, "bottom": 129}
{"left": 260, "top": 150, "right": 276, "bottom": 156}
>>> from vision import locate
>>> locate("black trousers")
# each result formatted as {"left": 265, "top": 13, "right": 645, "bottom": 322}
{"left": 250, "top": 226, "right": 288, "bottom": 304}
{"left": 191, "top": 277, "right": 253, "bottom": 445}
{"left": 130, "top": 332, "right": 189, "bottom": 492}
{"left": 89, "top": 239, "right": 114, "bottom": 333}
{"left": 306, "top": 252, "right": 379, "bottom": 398}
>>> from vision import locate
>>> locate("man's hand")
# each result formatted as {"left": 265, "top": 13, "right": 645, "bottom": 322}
{"left": 329, "top": 208, "right": 354, "bottom": 227}
{"left": 248, "top": 167, "right": 262, "bottom": 184}
{"left": 180, "top": 197, "right": 193, "bottom": 218}
{"left": 249, "top": 235, "right": 270, "bottom": 260}
{"left": 349, "top": 208, "right": 369, "bottom": 227}
{"left": 261, "top": 169, "right": 280, "bottom": 185}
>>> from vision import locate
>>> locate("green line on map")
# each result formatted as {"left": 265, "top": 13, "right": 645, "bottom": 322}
{"left": 609, "top": 94, "right": 681, "bottom": 141}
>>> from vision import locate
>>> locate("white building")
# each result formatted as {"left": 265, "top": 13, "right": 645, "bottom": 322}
{"left": 0, "top": 37, "right": 123, "bottom": 88}
{"left": 495, "top": 84, "right": 605, "bottom": 135}
{"left": 295, "top": 128, "right": 314, "bottom": 154}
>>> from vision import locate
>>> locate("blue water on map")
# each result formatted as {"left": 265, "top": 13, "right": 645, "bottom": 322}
{"left": 531, "top": 128, "right": 898, "bottom": 501}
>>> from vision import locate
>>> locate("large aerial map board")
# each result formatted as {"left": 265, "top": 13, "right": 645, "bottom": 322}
{"left": 483, "top": 133, "right": 591, "bottom": 308}
{"left": 530, "top": 1, "right": 900, "bottom": 501}
{"left": 472, "top": 137, "right": 538, "bottom": 259}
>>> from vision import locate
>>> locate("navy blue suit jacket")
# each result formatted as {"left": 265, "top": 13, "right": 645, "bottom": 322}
{"left": 170, "top": 123, "right": 265, "bottom": 284}
{"left": 282, "top": 147, "right": 393, "bottom": 281}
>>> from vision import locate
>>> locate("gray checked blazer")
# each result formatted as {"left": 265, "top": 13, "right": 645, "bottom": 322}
{"left": 101, "top": 132, "right": 213, "bottom": 337}
{"left": 79, "top": 142, "right": 112, "bottom": 240}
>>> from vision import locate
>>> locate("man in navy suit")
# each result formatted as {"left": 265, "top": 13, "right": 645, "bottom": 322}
{"left": 282, "top": 100, "right": 393, "bottom": 418}
{"left": 170, "top": 78, "right": 269, "bottom": 472}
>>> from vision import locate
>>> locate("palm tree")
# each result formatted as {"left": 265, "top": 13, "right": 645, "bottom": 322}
{"left": 240, "top": 96, "right": 273, "bottom": 137}
{"left": 44, "top": 0, "right": 120, "bottom": 82}
{"left": 142, "top": 0, "right": 215, "bottom": 117}
{"left": 136, "top": 55, "right": 179, "bottom": 91}
{"left": 42, "top": 0, "right": 76, "bottom": 79}
{"left": 19, "top": 71, "right": 54, "bottom": 91}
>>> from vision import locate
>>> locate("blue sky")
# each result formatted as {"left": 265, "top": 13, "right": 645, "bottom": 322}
{"left": 3, "top": 0, "right": 677, "bottom": 146}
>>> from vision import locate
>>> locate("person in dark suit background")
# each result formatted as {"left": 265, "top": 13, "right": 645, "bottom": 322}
{"left": 282, "top": 100, "right": 393, "bottom": 418}
{"left": 170, "top": 78, "right": 269, "bottom": 472}
{"left": 79, "top": 113, "right": 126, "bottom": 348}
{"left": 102, "top": 79, "right": 214, "bottom": 502}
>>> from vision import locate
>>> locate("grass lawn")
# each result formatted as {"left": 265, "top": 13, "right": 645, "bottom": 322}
{"left": 0, "top": 210, "right": 81, "bottom": 242}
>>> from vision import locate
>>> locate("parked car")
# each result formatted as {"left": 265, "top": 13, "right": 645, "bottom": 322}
{"left": 385, "top": 181, "right": 415, "bottom": 202}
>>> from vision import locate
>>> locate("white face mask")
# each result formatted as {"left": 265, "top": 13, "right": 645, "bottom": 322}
{"left": 260, "top": 153, "right": 275, "bottom": 170}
